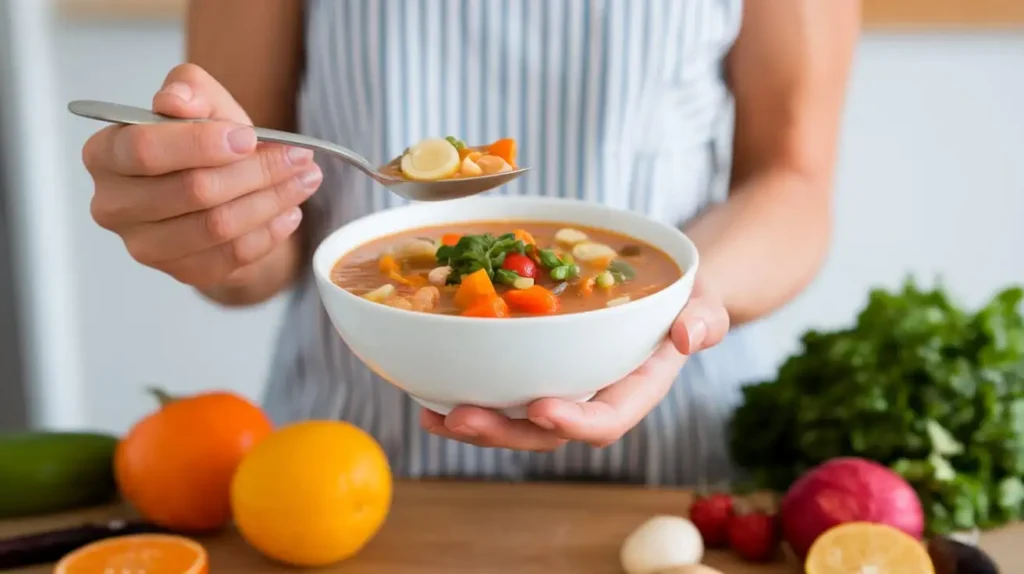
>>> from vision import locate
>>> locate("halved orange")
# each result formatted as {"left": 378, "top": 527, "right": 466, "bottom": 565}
{"left": 55, "top": 533, "right": 208, "bottom": 574}
{"left": 805, "top": 522, "right": 934, "bottom": 574}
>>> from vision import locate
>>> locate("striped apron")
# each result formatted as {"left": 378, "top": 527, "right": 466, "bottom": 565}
{"left": 264, "top": 0, "right": 758, "bottom": 486}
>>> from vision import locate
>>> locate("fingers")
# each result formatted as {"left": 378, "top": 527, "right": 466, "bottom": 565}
{"left": 122, "top": 164, "right": 321, "bottom": 264}
{"left": 527, "top": 338, "right": 686, "bottom": 446}
{"left": 157, "top": 207, "right": 304, "bottom": 288}
{"left": 420, "top": 408, "right": 567, "bottom": 452}
{"left": 669, "top": 284, "right": 730, "bottom": 355}
{"left": 91, "top": 143, "right": 317, "bottom": 227}
{"left": 84, "top": 120, "right": 256, "bottom": 178}
{"left": 152, "top": 63, "right": 252, "bottom": 124}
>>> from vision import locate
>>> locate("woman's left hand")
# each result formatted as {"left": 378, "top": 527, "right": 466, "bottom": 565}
{"left": 420, "top": 280, "right": 730, "bottom": 451}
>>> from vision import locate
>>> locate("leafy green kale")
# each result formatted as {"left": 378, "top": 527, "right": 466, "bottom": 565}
{"left": 435, "top": 233, "right": 525, "bottom": 285}
{"left": 729, "top": 279, "right": 1024, "bottom": 535}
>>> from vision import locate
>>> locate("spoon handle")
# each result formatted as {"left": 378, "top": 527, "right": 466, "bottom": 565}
{"left": 67, "top": 100, "right": 380, "bottom": 179}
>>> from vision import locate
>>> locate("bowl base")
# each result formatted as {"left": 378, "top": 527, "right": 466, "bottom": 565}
{"left": 410, "top": 393, "right": 597, "bottom": 420}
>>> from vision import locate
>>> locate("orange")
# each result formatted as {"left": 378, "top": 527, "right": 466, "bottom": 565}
{"left": 230, "top": 420, "right": 393, "bottom": 567}
{"left": 805, "top": 522, "right": 935, "bottom": 574}
{"left": 115, "top": 388, "right": 273, "bottom": 532}
{"left": 55, "top": 534, "right": 207, "bottom": 574}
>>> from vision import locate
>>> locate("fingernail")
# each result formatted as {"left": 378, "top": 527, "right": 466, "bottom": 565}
{"left": 298, "top": 167, "right": 323, "bottom": 190}
{"left": 271, "top": 207, "right": 302, "bottom": 234}
{"left": 685, "top": 318, "right": 707, "bottom": 350}
{"left": 532, "top": 417, "right": 554, "bottom": 430}
{"left": 160, "top": 82, "right": 193, "bottom": 102}
{"left": 451, "top": 425, "right": 478, "bottom": 437}
{"left": 227, "top": 127, "right": 256, "bottom": 154}
{"left": 287, "top": 147, "right": 314, "bottom": 165}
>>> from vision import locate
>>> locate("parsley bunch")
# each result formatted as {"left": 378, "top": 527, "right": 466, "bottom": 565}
{"left": 729, "top": 279, "right": 1024, "bottom": 534}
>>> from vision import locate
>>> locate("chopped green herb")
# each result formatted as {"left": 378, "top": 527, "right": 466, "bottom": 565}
{"left": 608, "top": 260, "right": 636, "bottom": 282}
{"left": 445, "top": 136, "right": 466, "bottom": 150}
{"left": 537, "top": 249, "right": 562, "bottom": 269}
{"left": 435, "top": 233, "right": 526, "bottom": 284}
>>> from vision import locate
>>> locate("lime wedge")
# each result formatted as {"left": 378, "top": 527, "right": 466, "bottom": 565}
{"left": 399, "top": 139, "right": 461, "bottom": 181}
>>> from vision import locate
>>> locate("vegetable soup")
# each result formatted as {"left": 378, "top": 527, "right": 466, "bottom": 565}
{"left": 331, "top": 222, "right": 683, "bottom": 318}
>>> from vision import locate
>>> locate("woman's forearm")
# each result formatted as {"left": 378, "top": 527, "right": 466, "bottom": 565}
{"left": 684, "top": 168, "right": 831, "bottom": 326}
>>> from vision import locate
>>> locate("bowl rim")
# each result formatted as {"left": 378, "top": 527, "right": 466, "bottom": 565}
{"left": 312, "top": 196, "right": 700, "bottom": 325}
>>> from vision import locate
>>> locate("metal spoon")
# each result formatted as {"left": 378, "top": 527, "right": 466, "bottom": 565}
{"left": 67, "top": 100, "right": 528, "bottom": 202}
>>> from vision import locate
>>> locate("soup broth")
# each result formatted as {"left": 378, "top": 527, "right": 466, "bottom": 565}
{"left": 331, "top": 221, "right": 683, "bottom": 318}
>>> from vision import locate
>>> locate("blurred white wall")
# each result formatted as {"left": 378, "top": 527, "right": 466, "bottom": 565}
{"left": 43, "top": 19, "right": 1024, "bottom": 433}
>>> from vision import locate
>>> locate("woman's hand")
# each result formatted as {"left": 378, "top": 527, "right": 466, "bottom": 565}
{"left": 83, "top": 64, "right": 322, "bottom": 295}
{"left": 420, "top": 280, "right": 730, "bottom": 451}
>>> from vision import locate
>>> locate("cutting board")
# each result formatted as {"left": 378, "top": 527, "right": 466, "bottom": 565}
{"left": 2, "top": 480, "right": 1022, "bottom": 573}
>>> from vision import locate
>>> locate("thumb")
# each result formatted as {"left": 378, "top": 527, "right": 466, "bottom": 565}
{"left": 151, "top": 63, "right": 252, "bottom": 125}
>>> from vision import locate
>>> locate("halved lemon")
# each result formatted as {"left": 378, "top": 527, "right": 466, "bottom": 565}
{"left": 805, "top": 522, "right": 934, "bottom": 574}
{"left": 399, "top": 138, "right": 460, "bottom": 181}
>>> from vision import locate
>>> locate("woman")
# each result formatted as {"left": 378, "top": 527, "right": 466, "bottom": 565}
{"left": 81, "top": 0, "right": 859, "bottom": 485}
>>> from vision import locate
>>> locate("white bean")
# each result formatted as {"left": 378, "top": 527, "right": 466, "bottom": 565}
{"left": 607, "top": 295, "right": 631, "bottom": 307}
{"left": 428, "top": 266, "right": 452, "bottom": 286}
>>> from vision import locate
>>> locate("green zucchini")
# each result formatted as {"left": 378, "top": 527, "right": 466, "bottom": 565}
{"left": 0, "top": 431, "right": 119, "bottom": 518}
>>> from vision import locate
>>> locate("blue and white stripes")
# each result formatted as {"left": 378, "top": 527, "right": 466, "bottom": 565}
{"left": 264, "top": 0, "right": 754, "bottom": 486}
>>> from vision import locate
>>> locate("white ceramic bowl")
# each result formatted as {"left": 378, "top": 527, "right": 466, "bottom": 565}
{"left": 313, "top": 196, "right": 699, "bottom": 418}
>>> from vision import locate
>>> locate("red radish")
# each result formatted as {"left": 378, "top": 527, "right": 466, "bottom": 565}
{"left": 501, "top": 253, "right": 538, "bottom": 279}
{"left": 689, "top": 493, "right": 734, "bottom": 547}
{"left": 728, "top": 511, "right": 779, "bottom": 563}
{"left": 780, "top": 457, "right": 924, "bottom": 560}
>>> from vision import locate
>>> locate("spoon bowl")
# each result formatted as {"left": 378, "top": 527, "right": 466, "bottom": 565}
{"left": 67, "top": 100, "right": 528, "bottom": 202}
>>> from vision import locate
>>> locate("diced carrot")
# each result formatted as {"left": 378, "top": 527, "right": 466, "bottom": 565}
{"left": 502, "top": 285, "right": 561, "bottom": 315}
{"left": 579, "top": 276, "right": 595, "bottom": 297}
{"left": 453, "top": 268, "right": 497, "bottom": 309}
{"left": 488, "top": 138, "right": 517, "bottom": 167}
{"left": 513, "top": 229, "right": 536, "bottom": 245}
{"left": 378, "top": 254, "right": 401, "bottom": 276}
{"left": 441, "top": 233, "right": 462, "bottom": 247}
{"left": 461, "top": 295, "right": 510, "bottom": 318}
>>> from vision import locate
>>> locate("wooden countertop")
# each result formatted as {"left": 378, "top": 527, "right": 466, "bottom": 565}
{"left": 2, "top": 480, "right": 1022, "bottom": 573}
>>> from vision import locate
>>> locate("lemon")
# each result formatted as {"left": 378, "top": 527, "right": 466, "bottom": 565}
{"left": 399, "top": 138, "right": 460, "bottom": 181}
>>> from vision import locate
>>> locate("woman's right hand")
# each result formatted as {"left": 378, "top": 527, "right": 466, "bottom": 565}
{"left": 82, "top": 64, "right": 323, "bottom": 291}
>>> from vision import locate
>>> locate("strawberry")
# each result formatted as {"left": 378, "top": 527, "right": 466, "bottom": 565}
{"left": 688, "top": 493, "right": 734, "bottom": 547}
{"left": 728, "top": 511, "right": 779, "bottom": 563}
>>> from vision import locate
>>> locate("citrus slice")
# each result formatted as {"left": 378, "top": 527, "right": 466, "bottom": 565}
{"left": 805, "top": 522, "right": 934, "bottom": 574}
{"left": 55, "top": 533, "right": 208, "bottom": 574}
{"left": 399, "top": 138, "right": 460, "bottom": 181}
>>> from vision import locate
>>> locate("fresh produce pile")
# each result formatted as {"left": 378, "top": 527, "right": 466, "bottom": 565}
{"left": 729, "top": 280, "right": 1024, "bottom": 535}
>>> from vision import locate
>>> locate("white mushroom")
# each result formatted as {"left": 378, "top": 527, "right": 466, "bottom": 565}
{"left": 428, "top": 266, "right": 452, "bottom": 286}
{"left": 554, "top": 227, "right": 589, "bottom": 246}
{"left": 620, "top": 516, "right": 704, "bottom": 574}
{"left": 362, "top": 284, "right": 397, "bottom": 303}
{"left": 572, "top": 241, "right": 618, "bottom": 265}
